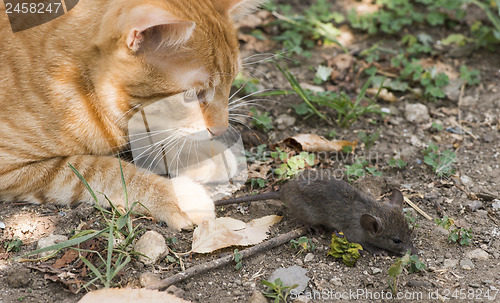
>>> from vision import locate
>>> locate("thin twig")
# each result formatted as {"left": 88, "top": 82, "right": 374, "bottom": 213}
{"left": 147, "top": 227, "right": 308, "bottom": 290}
{"left": 404, "top": 197, "right": 433, "bottom": 221}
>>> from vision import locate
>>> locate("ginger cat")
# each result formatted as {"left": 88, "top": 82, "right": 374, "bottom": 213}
{"left": 0, "top": 0, "right": 262, "bottom": 230}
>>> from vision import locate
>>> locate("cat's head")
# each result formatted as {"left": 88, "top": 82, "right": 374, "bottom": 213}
{"left": 92, "top": 0, "right": 263, "bottom": 140}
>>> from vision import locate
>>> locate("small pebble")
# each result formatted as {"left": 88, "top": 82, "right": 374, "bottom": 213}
{"left": 460, "top": 258, "right": 474, "bottom": 270}
{"left": 371, "top": 267, "right": 382, "bottom": 275}
{"left": 466, "top": 249, "right": 489, "bottom": 261}
{"left": 304, "top": 253, "right": 314, "bottom": 263}
{"left": 404, "top": 103, "right": 430, "bottom": 124}
{"left": 468, "top": 201, "right": 483, "bottom": 212}
{"left": 443, "top": 259, "right": 458, "bottom": 269}
{"left": 7, "top": 268, "right": 31, "bottom": 288}
{"left": 134, "top": 230, "right": 168, "bottom": 264}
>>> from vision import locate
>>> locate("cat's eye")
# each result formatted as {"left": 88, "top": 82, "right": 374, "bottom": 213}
{"left": 392, "top": 238, "right": 402, "bottom": 244}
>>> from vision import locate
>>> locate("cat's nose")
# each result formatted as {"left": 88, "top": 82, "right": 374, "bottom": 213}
{"left": 208, "top": 126, "right": 227, "bottom": 137}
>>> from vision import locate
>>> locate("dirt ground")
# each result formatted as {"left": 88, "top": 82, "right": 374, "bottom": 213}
{"left": 1, "top": 1, "right": 500, "bottom": 303}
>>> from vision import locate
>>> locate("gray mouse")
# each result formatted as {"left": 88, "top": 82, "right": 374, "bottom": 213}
{"left": 215, "top": 170, "right": 414, "bottom": 256}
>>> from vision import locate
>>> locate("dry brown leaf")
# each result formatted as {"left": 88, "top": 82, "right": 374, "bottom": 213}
{"left": 239, "top": 34, "right": 276, "bottom": 52}
{"left": 247, "top": 161, "right": 271, "bottom": 179}
{"left": 191, "top": 216, "right": 282, "bottom": 253}
{"left": 281, "top": 134, "right": 357, "bottom": 152}
{"left": 418, "top": 58, "right": 459, "bottom": 80}
{"left": 366, "top": 87, "right": 398, "bottom": 102}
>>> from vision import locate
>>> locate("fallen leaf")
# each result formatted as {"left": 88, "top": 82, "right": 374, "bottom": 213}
{"left": 247, "top": 161, "right": 271, "bottom": 179}
{"left": 329, "top": 53, "right": 354, "bottom": 71}
{"left": 418, "top": 58, "right": 459, "bottom": 80}
{"left": 192, "top": 216, "right": 282, "bottom": 253}
{"left": 281, "top": 134, "right": 357, "bottom": 152}
{"left": 239, "top": 34, "right": 276, "bottom": 52}
{"left": 366, "top": 87, "right": 398, "bottom": 102}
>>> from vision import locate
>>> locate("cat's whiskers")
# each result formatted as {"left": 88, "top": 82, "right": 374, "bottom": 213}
{"left": 115, "top": 104, "right": 143, "bottom": 126}
{"left": 242, "top": 49, "right": 298, "bottom": 66}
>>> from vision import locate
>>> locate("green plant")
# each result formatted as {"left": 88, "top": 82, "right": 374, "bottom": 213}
{"left": 345, "top": 158, "right": 382, "bottom": 182}
{"left": 422, "top": 143, "right": 456, "bottom": 177}
{"left": 277, "top": 63, "right": 385, "bottom": 128}
{"left": 459, "top": 65, "right": 481, "bottom": 85}
{"left": 244, "top": 144, "right": 270, "bottom": 163}
{"left": 436, "top": 216, "right": 473, "bottom": 245}
{"left": 388, "top": 250, "right": 426, "bottom": 293}
{"left": 233, "top": 249, "right": 243, "bottom": 270}
{"left": 249, "top": 107, "right": 273, "bottom": 131}
{"left": 17, "top": 160, "right": 144, "bottom": 289}
{"left": 327, "top": 232, "right": 363, "bottom": 267}
{"left": 232, "top": 73, "right": 261, "bottom": 95}
{"left": 266, "top": 0, "right": 346, "bottom": 56}
{"left": 249, "top": 178, "right": 269, "bottom": 188}
{"left": 271, "top": 148, "right": 315, "bottom": 179}
{"left": 431, "top": 122, "right": 444, "bottom": 131}
{"left": 357, "top": 130, "right": 380, "bottom": 150}
{"left": 290, "top": 236, "right": 316, "bottom": 254}
{"left": 5, "top": 236, "right": 23, "bottom": 252}
{"left": 261, "top": 278, "right": 298, "bottom": 303}
{"left": 404, "top": 212, "right": 419, "bottom": 229}
{"left": 389, "top": 158, "right": 407, "bottom": 169}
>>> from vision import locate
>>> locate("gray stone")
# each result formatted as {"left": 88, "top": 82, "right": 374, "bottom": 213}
{"left": 37, "top": 234, "right": 69, "bottom": 258}
{"left": 329, "top": 276, "right": 343, "bottom": 287}
{"left": 166, "top": 285, "right": 185, "bottom": 298}
{"left": 492, "top": 199, "right": 500, "bottom": 211}
{"left": 134, "top": 230, "right": 167, "bottom": 264}
{"left": 443, "top": 78, "right": 466, "bottom": 101}
{"left": 139, "top": 272, "right": 162, "bottom": 288}
{"left": 466, "top": 248, "right": 489, "bottom": 261}
{"left": 467, "top": 201, "right": 483, "bottom": 212}
{"left": 459, "top": 95, "right": 477, "bottom": 107}
{"left": 276, "top": 114, "right": 296, "bottom": 131}
{"left": 443, "top": 259, "right": 458, "bottom": 269}
{"left": 269, "top": 266, "right": 310, "bottom": 294}
{"left": 460, "top": 175, "right": 473, "bottom": 186}
{"left": 304, "top": 253, "right": 314, "bottom": 263}
{"left": 247, "top": 290, "right": 268, "bottom": 303}
{"left": 7, "top": 268, "right": 31, "bottom": 288}
{"left": 407, "top": 280, "right": 432, "bottom": 288}
{"left": 371, "top": 267, "right": 382, "bottom": 275}
{"left": 404, "top": 103, "right": 430, "bottom": 124}
{"left": 460, "top": 258, "right": 474, "bottom": 270}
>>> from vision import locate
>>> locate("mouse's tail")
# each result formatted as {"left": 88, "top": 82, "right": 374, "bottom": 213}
{"left": 214, "top": 191, "right": 281, "bottom": 206}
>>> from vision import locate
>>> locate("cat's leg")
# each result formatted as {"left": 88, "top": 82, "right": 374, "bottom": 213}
{"left": 169, "top": 140, "right": 239, "bottom": 184}
{"left": 0, "top": 155, "right": 214, "bottom": 230}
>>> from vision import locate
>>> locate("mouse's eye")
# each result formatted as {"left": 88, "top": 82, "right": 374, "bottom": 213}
{"left": 392, "top": 238, "right": 402, "bottom": 244}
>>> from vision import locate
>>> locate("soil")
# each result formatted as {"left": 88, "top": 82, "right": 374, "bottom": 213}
{"left": 1, "top": 2, "right": 500, "bottom": 303}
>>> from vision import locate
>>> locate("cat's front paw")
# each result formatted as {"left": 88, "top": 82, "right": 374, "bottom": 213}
{"left": 163, "top": 177, "right": 215, "bottom": 230}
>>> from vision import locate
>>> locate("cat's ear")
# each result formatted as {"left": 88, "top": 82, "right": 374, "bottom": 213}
{"left": 214, "top": 0, "right": 266, "bottom": 18}
{"left": 125, "top": 5, "right": 196, "bottom": 52}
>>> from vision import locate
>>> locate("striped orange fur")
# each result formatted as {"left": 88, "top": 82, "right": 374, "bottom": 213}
{"left": 0, "top": 0, "right": 262, "bottom": 230}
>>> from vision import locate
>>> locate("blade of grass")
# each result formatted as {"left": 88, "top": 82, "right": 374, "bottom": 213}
{"left": 68, "top": 163, "right": 99, "bottom": 204}
{"left": 15, "top": 229, "right": 106, "bottom": 260}
{"left": 275, "top": 62, "right": 332, "bottom": 124}
{"left": 80, "top": 255, "right": 105, "bottom": 284}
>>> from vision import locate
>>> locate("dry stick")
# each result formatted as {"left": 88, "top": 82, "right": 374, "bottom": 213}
{"left": 148, "top": 227, "right": 308, "bottom": 290}
{"left": 404, "top": 197, "right": 433, "bottom": 221}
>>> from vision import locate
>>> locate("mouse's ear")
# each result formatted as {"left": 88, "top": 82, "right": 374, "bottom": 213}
{"left": 389, "top": 189, "right": 404, "bottom": 209}
{"left": 360, "top": 214, "right": 384, "bottom": 235}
